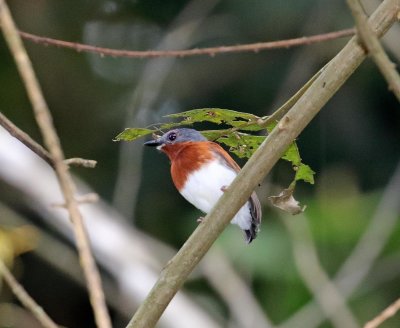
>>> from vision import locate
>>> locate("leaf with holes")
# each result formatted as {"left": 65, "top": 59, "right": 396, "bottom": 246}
{"left": 215, "top": 133, "right": 265, "bottom": 158}
{"left": 166, "top": 108, "right": 260, "bottom": 127}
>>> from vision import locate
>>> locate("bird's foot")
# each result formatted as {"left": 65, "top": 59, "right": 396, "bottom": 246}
{"left": 197, "top": 216, "right": 205, "bottom": 223}
{"left": 220, "top": 185, "right": 228, "bottom": 192}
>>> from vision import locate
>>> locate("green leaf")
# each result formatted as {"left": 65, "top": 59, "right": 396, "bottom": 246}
{"left": 282, "top": 143, "right": 301, "bottom": 166}
{"left": 216, "top": 133, "right": 265, "bottom": 158}
{"left": 295, "top": 163, "right": 315, "bottom": 184}
{"left": 266, "top": 119, "right": 314, "bottom": 184}
{"left": 158, "top": 121, "right": 191, "bottom": 130}
{"left": 201, "top": 129, "right": 231, "bottom": 140}
{"left": 166, "top": 108, "right": 260, "bottom": 126}
{"left": 113, "top": 128, "right": 154, "bottom": 142}
{"left": 113, "top": 108, "right": 315, "bottom": 185}
{"left": 230, "top": 120, "right": 264, "bottom": 131}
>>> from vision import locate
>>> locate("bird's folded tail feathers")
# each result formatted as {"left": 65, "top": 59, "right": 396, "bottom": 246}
{"left": 244, "top": 221, "right": 259, "bottom": 243}
{"left": 244, "top": 191, "right": 262, "bottom": 244}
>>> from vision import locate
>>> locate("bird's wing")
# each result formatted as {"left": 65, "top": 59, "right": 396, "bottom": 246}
{"left": 207, "top": 142, "right": 241, "bottom": 173}
{"left": 207, "top": 142, "right": 262, "bottom": 229}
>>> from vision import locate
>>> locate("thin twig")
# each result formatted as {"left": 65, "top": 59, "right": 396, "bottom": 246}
{"left": 0, "top": 2, "right": 111, "bottom": 328}
{"left": 64, "top": 157, "right": 97, "bottom": 168}
{"left": 52, "top": 193, "right": 99, "bottom": 208}
{"left": 347, "top": 0, "right": 400, "bottom": 102}
{"left": 364, "top": 297, "right": 400, "bottom": 328}
{"left": 126, "top": 1, "right": 398, "bottom": 327}
{"left": 18, "top": 28, "right": 355, "bottom": 58}
{"left": 0, "top": 259, "right": 59, "bottom": 328}
{"left": 0, "top": 112, "right": 97, "bottom": 168}
{"left": 0, "top": 111, "right": 53, "bottom": 166}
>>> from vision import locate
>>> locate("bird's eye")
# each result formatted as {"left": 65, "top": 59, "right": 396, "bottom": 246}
{"left": 168, "top": 132, "right": 177, "bottom": 141}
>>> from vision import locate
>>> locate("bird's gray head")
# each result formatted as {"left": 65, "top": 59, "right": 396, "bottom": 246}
{"left": 144, "top": 128, "right": 207, "bottom": 148}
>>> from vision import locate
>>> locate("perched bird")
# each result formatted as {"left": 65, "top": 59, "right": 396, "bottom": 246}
{"left": 144, "top": 128, "right": 262, "bottom": 243}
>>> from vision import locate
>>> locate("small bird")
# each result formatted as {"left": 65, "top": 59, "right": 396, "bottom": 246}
{"left": 144, "top": 128, "right": 262, "bottom": 243}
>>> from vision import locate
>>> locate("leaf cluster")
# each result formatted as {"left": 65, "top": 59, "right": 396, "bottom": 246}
{"left": 114, "top": 107, "right": 315, "bottom": 188}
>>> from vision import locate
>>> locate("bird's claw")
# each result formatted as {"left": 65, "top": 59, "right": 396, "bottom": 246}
{"left": 197, "top": 216, "right": 204, "bottom": 223}
{"left": 220, "top": 185, "right": 228, "bottom": 192}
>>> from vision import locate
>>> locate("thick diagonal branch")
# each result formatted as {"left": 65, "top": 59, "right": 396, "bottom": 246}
{"left": 127, "top": 0, "right": 399, "bottom": 327}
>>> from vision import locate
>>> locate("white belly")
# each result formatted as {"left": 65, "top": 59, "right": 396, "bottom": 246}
{"left": 180, "top": 160, "right": 252, "bottom": 230}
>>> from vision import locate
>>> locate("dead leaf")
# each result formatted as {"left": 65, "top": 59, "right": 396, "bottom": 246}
{"left": 269, "top": 187, "right": 305, "bottom": 215}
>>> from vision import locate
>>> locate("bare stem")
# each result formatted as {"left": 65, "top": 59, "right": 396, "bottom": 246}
{"left": 64, "top": 157, "right": 97, "bottom": 168}
{"left": 0, "top": 259, "right": 59, "bottom": 328}
{"left": 0, "top": 112, "right": 96, "bottom": 168}
{"left": 0, "top": 111, "right": 53, "bottom": 166}
{"left": 347, "top": 0, "right": 400, "bottom": 102}
{"left": 126, "top": 1, "right": 399, "bottom": 327}
{"left": 18, "top": 28, "right": 355, "bottom": 59}
{"left": 0, "top": 2, "right": 111, "bottom": 328}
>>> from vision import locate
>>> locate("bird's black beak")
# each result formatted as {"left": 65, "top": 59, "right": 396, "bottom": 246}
{"left": 144, "top": 139, "right": 162, "bottom": 147}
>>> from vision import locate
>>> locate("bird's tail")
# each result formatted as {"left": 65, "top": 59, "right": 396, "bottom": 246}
{"left": 244, "top": 221, "right": 259, "bottom": 244}
{"left": 244, "top": 191, "right": 262, "bottom": 244}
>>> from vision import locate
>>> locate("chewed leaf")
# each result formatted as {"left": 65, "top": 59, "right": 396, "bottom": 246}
{"left": 159, "top": 121, "right": 191, "bottom": 130}
{"left": 114, "top": 128, "right": 154, "bottom": 141}
{"left": 295, "top": 163, "right": 315, "bottom": 184}
{"left": 230, "top": 120, "right": 264, "bottom": 131}
{"left": 269, "top": 187, "right": 305, "bottom": 215}
{"left": 216, "top": 133, "right": 265, "bottom": 158}
{"left": 282, "top": 143, "right": 301, "bottom": 166}
{"left": 166, "top": 108, "right": 260, "bottom": 126}
{"left": 114, "top": 107, "right": 315, "bottom": 185}
{"left": 201, "top": 129, "right": 231, "bottom": 140}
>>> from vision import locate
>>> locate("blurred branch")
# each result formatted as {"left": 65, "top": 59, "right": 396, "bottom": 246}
{"left": 0, "top": 128, "right": 221, "bottom": 328}
{"left": 127, "top": 1, "right": 399, "bottom": 327}
{"left": 347, "top": 0, "right": 400, "bottom": 102}
{"left": 51, "top": 193, "right": 99, "bottom": 208}
{"left": 0, "top": 111, "right": 52, "bottom": 166}
{"left": 113, "top": 0, "right": 220, "bottom": 219}
{"left": 0, "top": 2, "right": 110, "bottom": 328}
{"left": 364, "top": 297, "right": 400, "bottom": 328}
{"left": 0, "top": 112, "right": 97, "bottom": 168}
{"left": 282, "top": 215, "right": 359, "bottom": 328}
{"left": 279, "top": 159, "right": 400, "bottom": 328}
{"left": 0, "top": 259, "right": 59, "bottom": 328}
{"left": 269, "top": 0, "right": 338, "bottom": 110}
{"left": 18, "top": 28, "right": 354, "bottom": 58}
{"left": 0, "top": 201, "right": 137, "bottom": 323}
{"left": 202, "top": 248, "right": 274, "bottom": 328}
{"left": 63, "top": 158, "right": 97, "bottom": 168}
